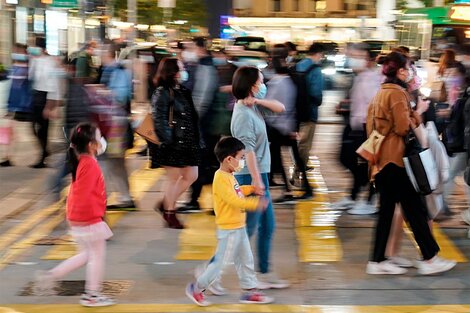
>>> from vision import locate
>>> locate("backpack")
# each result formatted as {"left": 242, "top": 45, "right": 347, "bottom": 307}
{"left": 443, "top": 90, "right": 469, "bottom": 155}
{"left": 289, "top": 64, "right": 318, "bottom": 123}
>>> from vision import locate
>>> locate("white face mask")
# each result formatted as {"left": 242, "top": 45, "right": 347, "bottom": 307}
{"left": 232, "top": 158, "right": 245, "bottom": 172}
{"left": 404, "top": 67, "right": 414, "bottom": 83}
{"left": 178, "top": 70, "right": 189, "bottom": 83}
{"left": 97, "top": 137, "right": 107, "bottom": 156}
{"left": 349, "top": 58, "right": 367, "bottom": 71}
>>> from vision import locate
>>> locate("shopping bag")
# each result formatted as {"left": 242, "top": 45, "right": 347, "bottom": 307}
{"left": 429, "top": 81, "right": 447, "bottom": 103}
{"left": 134, "top": 113, "right": 159, "bottom": 145}
{"left": 403, "top": 135, "right": 438, "bottom": 196}
{"left": 356, "top": 130, "right": 385, "bottom": 164}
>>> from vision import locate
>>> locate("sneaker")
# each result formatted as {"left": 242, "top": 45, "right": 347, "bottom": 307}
{"left": 194, "top": 263, "right": 226, "bottom": 296}
{"left": 33, "top": 270, "right": 57, "bottom": 296}
{"left": 185, "top": 283, "right": 211, "bottom": 307}
{"left": 416, "top": 256, "right": 456, "bottom": 275}
{"left": 239, "top": 291, "right": 274, "bottom": 304}
{"left": 79, "top": 293, "right": 116, "bottom": 307}
{"left": 366, "top": 260, "right": 408, "bottom": 275}
{"left": 388, "top": 256, "right": 414, "bottom": 268}
{"left": 257, "top": 272, "right": 289, "bottom": 290}
{"left": 348, "top": 201, "right": 378, "bottom": 215}
{"left": 331, "top": 197, "right": 355, "bottom": 210}
{"left": 0, "top": 160, "right": 12, "bottom": 167}
{"left": 461, "top": 210, "right": 470, "bottom": 226}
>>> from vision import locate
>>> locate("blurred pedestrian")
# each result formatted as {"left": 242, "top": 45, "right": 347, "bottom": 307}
{"left": 295, "top": 43, "right": 325, "bottom": 170}
{"left": 366, "top": 51, "right": 456, "bottom": 276}
{"left": 178, "top": 37, "right": 220, "bottom": 213}
{"left": 28, "top": 37, "right": 61, "bottom": 168}
{"left": 437, "top": 49, "right": 466, "bottom": 107}
{"left": 98, "top": 45, "right": 135, "bottom": 210}
{"left": 284, "top": 41, "right": 298, "bottom": 65}
{"left": 266, "top": 44, "right": 312, "bottom": 202}
{"left": 152, "top": 58, "right": 201, "bottom": 229}
{"left": 333, "top": 43, "right": 381, "bottom": 214}
{"left": 231, "top": 66, "right": 289, "bottom": 289}
{"left": 1, "top": 44, "right": 33, "bottom": 167}
{"left": 186, "top": 137, "right": 272, "bottom": 307}
{"left": 35, "top": 123, "right": 115, "bottom": 307}
{"left": 75, "top": 41, "right": 98, "bottom": 81}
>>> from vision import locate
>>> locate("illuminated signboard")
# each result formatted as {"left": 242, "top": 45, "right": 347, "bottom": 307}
{"left": 450, "top": 5, "right": 470, "bottom": 21}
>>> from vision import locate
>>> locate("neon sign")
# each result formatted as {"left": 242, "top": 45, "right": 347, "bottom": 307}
{"left": 450, "top": 6, "right": 470, "bottom": 21}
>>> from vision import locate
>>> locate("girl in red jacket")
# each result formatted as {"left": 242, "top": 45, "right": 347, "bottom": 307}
{"left": 35, "top": 123, "right": 115, "bottom": 307}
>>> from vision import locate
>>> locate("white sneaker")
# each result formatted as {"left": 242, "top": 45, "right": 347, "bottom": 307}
{"left": 194, "top": 263, "right": 227, "bottom": 296}
{"left": 416, "top": 256, "right": 456, "bottom": 275}
{"left": 366, "top": 260, "right": 408, "bottom": 275}
{"left": 388, "top": 256, "right": 414, "bottom": 268}
{"left": 331, "top": 197, "right": 355, "bottom": 210}
{"left": 33, "top": 270, "right": 57, "bottom": 296}
{"left": 461, "top": 210, "right": 470, "bottom": 225}
{"left": 348, "top": 201, "right": 378, "bottom": 215}
{"left": 80, "top": 293, "right": 116, "bottom": 307}
{"left": 257, "top": 272, "right": 289, "bottom": 290}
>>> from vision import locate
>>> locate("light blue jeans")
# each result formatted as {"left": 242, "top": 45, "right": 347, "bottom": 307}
{"left": 235, "top": 173, "right": 275, "bottom": 274}
{"left": 196, "top": 227, "right": 257, "bottom": 290}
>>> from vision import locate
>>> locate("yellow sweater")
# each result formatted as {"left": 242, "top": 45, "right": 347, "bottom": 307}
{"left": 213, "top": 170, "right": 260, "bottom": 230}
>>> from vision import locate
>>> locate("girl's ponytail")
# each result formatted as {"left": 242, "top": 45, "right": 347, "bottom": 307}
{"left": 67, "top": 145, "right": 79, "bottom": 181}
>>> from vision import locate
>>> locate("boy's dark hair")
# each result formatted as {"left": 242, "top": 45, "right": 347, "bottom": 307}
{"left": 308, "top": 42, "right": 325, "bottom": 55}
{"left": 214, "top": 137, "right": 245, "bottom": 163}
{"left": 193, "top": 37, "right": 207, "bottom": 49}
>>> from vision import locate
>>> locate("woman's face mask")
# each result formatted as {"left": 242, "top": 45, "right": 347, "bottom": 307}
{"left": 177, "top": 70, "right": 189, "bottom": 83}
{"left": 253, "top": 83, "right": 267, "bottom": 99}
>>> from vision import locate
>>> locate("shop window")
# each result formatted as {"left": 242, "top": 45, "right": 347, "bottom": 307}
{"left": 272, "top": 0, "right": 282, "bottom": 12}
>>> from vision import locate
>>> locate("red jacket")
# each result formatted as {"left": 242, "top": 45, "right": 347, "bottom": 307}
{"left": 66, "top": 155, "right": 106, "bottom": 225}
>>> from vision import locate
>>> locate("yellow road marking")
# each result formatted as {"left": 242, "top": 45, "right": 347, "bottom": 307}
{"left": 41, "top": 167, "right": 165, "bottom": 260}
{"left": 0, "top": 201, "right": 64, "bottom": 253}
{"left": 404, "top": 223, "right": 468, "bottom": 263}
{"left": 2, "top": 304, "right": 470, "bottom": 313}
{"left": 296, "top": 156, "right": 343, "bottom": 262}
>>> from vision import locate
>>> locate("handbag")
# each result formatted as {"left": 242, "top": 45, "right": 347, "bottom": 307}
{"left": 134, "top": 88, "right": 174, "bottom": 145}
{"left": 356, "top": 97, "right": 385, "bottom": 164}
{"left": 429, "top": 80, "right": 447, "bottom": 103}
{"left": 403, "top": 128, "right": 438, "bottom": 195}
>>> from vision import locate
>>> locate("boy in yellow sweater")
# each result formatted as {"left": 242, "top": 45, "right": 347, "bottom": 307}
{"left": 185, "top": 137, "right": 273, "bottom": 306}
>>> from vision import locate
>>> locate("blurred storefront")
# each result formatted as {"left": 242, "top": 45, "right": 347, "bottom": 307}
{"left": 228, "top": 0, "right": 392, "bottom": 44}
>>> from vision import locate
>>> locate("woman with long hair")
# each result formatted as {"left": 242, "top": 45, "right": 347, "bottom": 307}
{"left": 152, "top": 58, "right": 200, "bottom": 229}
{"left": 366, "top": 51, "right": 456, "bottom": 275}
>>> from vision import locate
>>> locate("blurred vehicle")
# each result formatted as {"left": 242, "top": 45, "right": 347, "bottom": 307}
{"left": 225, "top": 50, "right": 269, "bottom": 70}
{"left": 234, "top": 36, "right": 267, "bottom": 52}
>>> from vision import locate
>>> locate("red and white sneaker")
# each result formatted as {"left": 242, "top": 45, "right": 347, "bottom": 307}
{"left": 239, "top": 291, "right": 274, "bottom": 304}
{"left": 185, "top": 283, "right": 211, "bottom": 307}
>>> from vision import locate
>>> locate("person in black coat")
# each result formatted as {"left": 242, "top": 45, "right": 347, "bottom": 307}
{"left": 152, "top": 58, "right": 201, "bottom": 229}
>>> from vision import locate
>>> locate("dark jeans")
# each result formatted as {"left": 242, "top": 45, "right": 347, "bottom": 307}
{"left": 269, "top": 126, "right": 312, "bottom": 194}
{"left": 188, "top": 134, "right": 220, "bottom": 206}
{"left": 371, "top": 164, "right": 439, "bottom": 262}
{"left": 32, "top": 91, "right": 49, "bottom": 163}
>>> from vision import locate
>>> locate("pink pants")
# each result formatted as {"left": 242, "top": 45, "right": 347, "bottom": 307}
{"left": 49, "top": 221, "right": 112, "bottom": 294}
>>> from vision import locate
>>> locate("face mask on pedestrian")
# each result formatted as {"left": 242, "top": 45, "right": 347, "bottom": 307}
{"left": 404, "top": 67, "right": 414, "bottom": 83}
{"left": 213, "top": 57, "right": 227, "bottom": 66}
{"left": 27, "top": 47, "right": 42, "bottom": 56}
{"left": 349, "top": 58, "right": 367, "bottom": 71}
{"left": 286, "top": 56, "right": 294, "bottom": 63}
{"left": 182, "top": 50, "right": 198, "bottom": 63}
{"left": 177, "top": 70, "right": 189, "bottom": 84}
{"left": 97, "top": 136, "right": 107, "bottom": 156}
{"left": 253, "top": 83, "right": 267, "bottom": 99}
{"left": 230, "top": 157, "right": 245, "bottom": 172}
{"left": 11, "top": 53, "right": 28, "bottom": 62}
